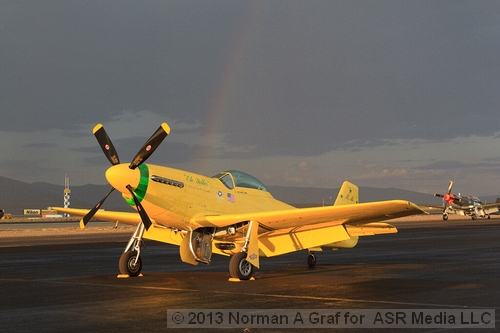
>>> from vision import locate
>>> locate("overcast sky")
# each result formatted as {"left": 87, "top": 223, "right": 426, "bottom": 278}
{"left": 2, "top": 1, "right": 500, "bottom": 196}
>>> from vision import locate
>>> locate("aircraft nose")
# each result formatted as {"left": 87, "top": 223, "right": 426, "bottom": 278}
{"left": 105, "top": 164, "right": 140, "bottom": 193}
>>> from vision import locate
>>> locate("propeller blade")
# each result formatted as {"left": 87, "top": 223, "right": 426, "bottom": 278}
{"left": 80, "top": 187, "right": 116, "bottom": 229}
{"left": 93, "top": 124, "right": 120, "bottom": 165}
{"left": 126, "top": 185, "right": 152, "bottom": 230}
{"left": 129, "top": 123, "right": 170, "bottom": 169}
{"left": 447, "top": 180, "right": 453, "bottom": 194}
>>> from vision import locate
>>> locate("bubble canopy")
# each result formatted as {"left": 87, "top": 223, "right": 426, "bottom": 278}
{"left": 212, "top": 170, "right": 269, "bottom": 192}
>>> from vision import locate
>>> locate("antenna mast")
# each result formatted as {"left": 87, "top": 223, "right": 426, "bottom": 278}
{"left": 64, "top": 174, "right": 71, "bottom": 217}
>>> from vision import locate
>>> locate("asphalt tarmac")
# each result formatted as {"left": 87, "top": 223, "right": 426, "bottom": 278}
{"left": 1, "top": 216, "right": 499, "bottom": 332}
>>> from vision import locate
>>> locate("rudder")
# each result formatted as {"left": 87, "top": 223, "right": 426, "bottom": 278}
{"left": 333, "top": 181, "right": 359, "bottom": 206}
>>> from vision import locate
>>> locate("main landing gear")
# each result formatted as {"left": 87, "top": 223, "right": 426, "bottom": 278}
{"left": 228, "top": 221, "right": 257, "bottom": 280}
{"left": 472, "top": 213, "right": 490, "bottom": 220}
{"left": 119, "top": 250, "right": 142, "bottom": 276}
{"left": 229, "top": 252, "right": 254, "bottom": 280}
{"left": 119, "top": 222, "right": 145, "bottom": 276}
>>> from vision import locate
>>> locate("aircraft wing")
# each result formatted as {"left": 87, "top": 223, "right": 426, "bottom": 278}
{"left": 426, "top": 204, "right": 445, "bottom": 210}
{"left": 54, "top": 202, "right": 425, "bottom": 261}
{"left": 52, "top": 207, "right": 142, "bottom": 226}
{"left": 200, "top": 200, "right": 426, "bottom": 230}
{"left": 479, "top": 202, "right": 500, "bottom": 212}
{"left": 203, "top": 200, "right": 426, "bottom": 259}
{"left": 54, "top": 200, "right": 426, "bottom": 230}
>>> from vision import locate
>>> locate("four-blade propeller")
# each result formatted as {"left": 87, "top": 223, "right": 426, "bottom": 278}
{"left": 80, "top": 123, "right": 170, "bottom": 229}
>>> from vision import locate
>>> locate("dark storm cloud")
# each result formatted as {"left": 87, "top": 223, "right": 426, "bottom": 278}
{"left": 2, "top": 0, "right": 500, "bottom": 161}
{"left": 0, "top": 0, "right": 244, "bottom": 131}
{"left": 22, "top": 142, "right": 58, "bottom": 148}
{"left": 222, "top": 1, "right": 500, "bottom": 157}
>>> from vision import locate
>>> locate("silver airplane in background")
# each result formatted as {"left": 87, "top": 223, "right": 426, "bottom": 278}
{"left": 433, "top": 181, "right": 500, "bottom": 220}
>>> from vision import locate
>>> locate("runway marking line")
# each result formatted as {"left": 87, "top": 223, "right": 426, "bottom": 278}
{"left": 37, "top": 278, "right": 491, "bottom": 309}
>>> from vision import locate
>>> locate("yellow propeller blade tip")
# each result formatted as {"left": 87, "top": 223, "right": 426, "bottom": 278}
{"left": 92, "top": 123, "right": 103, "bottom": 134}
{"left": 79, "top": 219, "right": 86, "bottom": 229}
{"left": 161, "top": 122, "right": 171, "bottom": 135}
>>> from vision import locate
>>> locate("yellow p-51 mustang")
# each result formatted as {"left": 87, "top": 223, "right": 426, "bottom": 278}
{"left": 54, "top": 123, "right": 426, "bottom": 280}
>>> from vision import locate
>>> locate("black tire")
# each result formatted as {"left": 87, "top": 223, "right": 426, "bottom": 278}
{"left": 442, "top": 214, "right": 448, "bottom": 221}
{"left": 119, "top": 250, "right": 142, "bottom": 276}
{"left": 229, "top": 252, "right": 253, "bottom": 280}
{"left": 472, "top": 214, "right": 478, "bottom": 220}
{"left": 307, "top": 253, "right": 316, "bottom": 268}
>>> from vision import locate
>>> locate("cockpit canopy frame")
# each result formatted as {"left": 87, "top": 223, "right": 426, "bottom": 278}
{"left": 212, "top": 170, "right": 269, "bottom": 192}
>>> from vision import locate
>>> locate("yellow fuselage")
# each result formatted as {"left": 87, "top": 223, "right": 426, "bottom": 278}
{"left": 106, "top": 163, "right": 294, "bottom": 231}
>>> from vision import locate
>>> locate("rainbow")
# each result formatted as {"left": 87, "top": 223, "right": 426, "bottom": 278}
{"left": 198, "top": 2, "right": 269, "bottom": 175}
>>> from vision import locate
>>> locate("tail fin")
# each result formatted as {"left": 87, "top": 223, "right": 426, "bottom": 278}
{"left": 333, "top": 181, "right": 359, "bottom": 206}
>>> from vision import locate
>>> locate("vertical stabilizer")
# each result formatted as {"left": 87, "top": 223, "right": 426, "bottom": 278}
{"left": 333, "top": 181, "right": 359, "bottom": 206}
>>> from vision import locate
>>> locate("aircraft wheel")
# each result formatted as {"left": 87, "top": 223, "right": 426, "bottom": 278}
{"left": 307, "top": 253, "right": 317, "bottom": 268}
{"left": 472, "top": 214, "right": 478, "bottom": 220}
{"left": 488, "top": 214, "right": 491, "bottom": 219}
{"left": 229, "top": 252, "right": 253, "bottom": 280}
{"left": 442, "top": 214, "right": 448, "bottom": 221}
{"left": 119, "top": 250, "right": 142, "bottom": 276}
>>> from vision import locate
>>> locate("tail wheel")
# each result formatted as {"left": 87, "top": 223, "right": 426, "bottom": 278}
{"left": 119, "top": 250, "right": 142, "bottom": 276}
{"left": 229, "top": 252, "right": 253, "bottom": 280}
{"left": 307, "top": 253, "right": 317, "bottom": 268}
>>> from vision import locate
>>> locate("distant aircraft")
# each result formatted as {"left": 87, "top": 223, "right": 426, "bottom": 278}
{"left": 54, "top": 123, "right": 426, "bottom": 280}
{"left": 433, "top": 181, "right": 500, "bottom": 220}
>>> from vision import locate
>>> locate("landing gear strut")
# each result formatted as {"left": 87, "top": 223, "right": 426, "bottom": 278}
{"left": 119, "top": 222, "right": 145, "bottom": 276}
{"left": 228, "top": 221, "right": 257, "bottom": 280}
